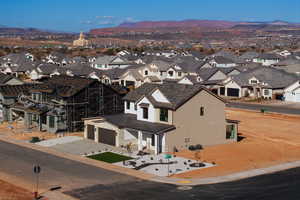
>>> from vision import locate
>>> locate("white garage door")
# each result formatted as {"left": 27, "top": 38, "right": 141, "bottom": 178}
{"left": 284, "top": 92, "right": 300, "bottom": 102}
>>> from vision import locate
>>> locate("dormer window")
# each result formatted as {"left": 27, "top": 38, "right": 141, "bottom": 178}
{"left": 178, "top": 72, "right": 182, "bottom": 77}
{"left": 168, "top": 71, "right": 174, "bottom": 77}
{"left": 144, "top": 70, "right": 148, "bottom": 76}
{"left": 250, "top": 80, "right": 258, "bottom": 84}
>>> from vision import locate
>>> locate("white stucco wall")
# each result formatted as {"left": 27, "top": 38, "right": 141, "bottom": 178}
{"left": 137, "top": 97, "right": 155, "bottom": 122}
{"left": 151, "top": 89, "right": 170, "bottom": 103}
{"left": 124, "top": 101, "right": 137, "bottom": 114}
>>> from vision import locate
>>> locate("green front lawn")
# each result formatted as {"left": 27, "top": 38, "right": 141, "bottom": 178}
{"left": 87, "top": 152, "right": 133, "bottom": 163}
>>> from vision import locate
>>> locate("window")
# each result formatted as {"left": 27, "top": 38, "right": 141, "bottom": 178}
{"left": 184, "top": 138, "right": 190, "bottom": 143}
{"left": 226, "top": 124, "right": 235, "bottom": 139}
{"left": 41, "top": 115, "right": 46, "bottom": 124}
{"left": 264, "top": 89, "right": 269, "bottom": 96}
{"left": 160, "top": 72, "right": 163, "bottom": 76}
{"left": 168, "top": 71, "right": 174, "bottom": 77}
{"left": 121, "top": 80, "right": 124, "bottom": 86}
{"left": 142, "top": 107, "right": 148, "bottom": 119}
{"left": 160, "top": 108, "right": 168, "bottom": 122}
{"left": 49, "top": 116, "right": 55, "bottom": 128}
{"left": 126, "top": 101, "right": 130, "bottom": 110}
{"left": 178, "top": 72, "right": 182, "bottom": 77}
{"left": 200, "top": 106, "right": 204, "bottom": 116}
{"left": 250, "top": 80, "right": 258, "bottom": 84}
{"left": 144, "top": 70, "right": 148, "bottom": 76}
{"left": 134, "top": 104, "right": 137, "bottom": 111}
{"left": 32, "top": 114, "right": 37, "bottom": 122}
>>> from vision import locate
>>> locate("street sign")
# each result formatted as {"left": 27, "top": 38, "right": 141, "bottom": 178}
{"left": 33, "top": 165, "right": 41, "bottom": 174}
{"left": 164, "top": 154, "right": 172, "bottom": 159}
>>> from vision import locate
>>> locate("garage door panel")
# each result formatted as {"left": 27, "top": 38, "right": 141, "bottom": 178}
{"left": 99, "top": 128, "right": 116, "bottom": 146}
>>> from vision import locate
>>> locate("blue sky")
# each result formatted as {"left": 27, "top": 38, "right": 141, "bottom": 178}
{"left": 1, "top": 0, "right": 300, "bottom": 32}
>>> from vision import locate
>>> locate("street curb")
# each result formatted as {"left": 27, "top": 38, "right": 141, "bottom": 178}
{"left": 1, "top": 135, "right": 300, "bottom": 187}
{"left": 226, "top": 107, "right": 300, "bottom": 118}
{"left": 149, "top": 160, "right": 300, "bottom": 186}
{"left": 0, "top": 136, "right": 155, "bottom": 181}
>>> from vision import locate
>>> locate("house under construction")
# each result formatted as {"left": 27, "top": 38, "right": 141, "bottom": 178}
{"left": 10, "top": 75, "right": 125, "bottom": 133}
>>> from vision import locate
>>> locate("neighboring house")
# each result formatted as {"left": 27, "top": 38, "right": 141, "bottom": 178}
{"left": 177, "top": 75, "right": 203, "bottom": 85}
{"left": 209, "top": 56, "right": 237, "bottom": 68}
{"left": 10, "top": 75, "right": 124, "bottom": 133}
{"left": 91, "top": 55, "right": 133, "bottom": 70}
{"left": 0, "top": 84, "right": 38, "bottom": 122}
{"left": 29, "top": 63, "right": 59, "bottom": 80}
{"left": 83, "top": 83, "right": 239, "bottom": 154}
{"left": 277, "top": 50, "right": 291, "bottom": 57}
{"left": 283, "top": 80, "right": 300, "bottom": 102}
{"left": 239, "top": 51, "right": 260, "bottom": 62}
{"left": 219, "top": 67, "right": 298, "bottom": 99}
{"left": 0, "top": 73, "right": 24, "bottom": 85}
{"left": 253, "top": 53, "right": 282, "bottom": 66}
{"left": 0, "top": 53, "right": 37, "bottom": 78}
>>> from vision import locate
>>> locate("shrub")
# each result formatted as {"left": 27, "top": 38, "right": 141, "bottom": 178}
{"left": 195, "top": 144, "right": 203, "bottom": 150}
{"left": 260, "top": 108, "right": 266, "bottom": 113}
{"left": 188, "top": 145, "right": 196, "bottom": 151}
{"left": 30, "top": 137, "right": 40, "bottom": 143}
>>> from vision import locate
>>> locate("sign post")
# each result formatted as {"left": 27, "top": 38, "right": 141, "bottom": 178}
{"left": 164, "top": 154, "right": 172, "bottom": 176}
{"left": 33, "top": 165, "right": 41, "bottom": 199}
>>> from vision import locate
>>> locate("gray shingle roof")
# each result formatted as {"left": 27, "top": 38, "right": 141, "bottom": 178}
{"left": 124, "top": 82, "right": 225, "bottom": 110}
{"left": 232, "top": 67, "right": 298, "bottom": 88}
{"left": 98, "top": 113, "right": 175, "bottom": 134}
{"left": 197, "top": 68, "right": 219, "bottom": 80}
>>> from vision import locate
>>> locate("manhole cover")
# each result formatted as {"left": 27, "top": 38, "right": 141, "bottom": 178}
{"left": 177, "top": 186, "right": 193, "bottom": 191}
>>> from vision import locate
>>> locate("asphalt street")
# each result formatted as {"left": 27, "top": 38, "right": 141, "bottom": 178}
{"left": 0, "top": 140, "right": 138, "bottom": 191}
{"left": 66, "top": 167, "right": 300, "bottom": 200}
{"left": 1, "top": 140, "right": 300, "bottom": 199}
{"left": 227, "top": 102, "right": 300, "bottom": 115}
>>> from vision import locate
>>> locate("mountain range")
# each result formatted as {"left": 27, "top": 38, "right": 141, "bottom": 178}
{"left": 90, "top": 19, "right": 300, "bottom": 36}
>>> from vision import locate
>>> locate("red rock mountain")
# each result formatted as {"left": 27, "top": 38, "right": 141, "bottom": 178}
{"left": 118, "top": 20, "right": 239, "bottom": 29}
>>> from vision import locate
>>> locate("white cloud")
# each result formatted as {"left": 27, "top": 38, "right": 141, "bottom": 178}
{"left": 80, "top": 16, "right": 137, "bottom": 27}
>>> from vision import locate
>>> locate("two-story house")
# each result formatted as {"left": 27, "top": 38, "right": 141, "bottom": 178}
{"left": 10, "top": 75, "right": 124, "bottom": 133}
{"left": 83, "top": 83, "right": 238, "bottom": 154}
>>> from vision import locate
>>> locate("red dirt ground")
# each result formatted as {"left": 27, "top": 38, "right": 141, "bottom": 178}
{"left": 172, "top": 108, "right": 300, "bottom": 179}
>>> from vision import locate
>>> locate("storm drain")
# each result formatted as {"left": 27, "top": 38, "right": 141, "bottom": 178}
{"left": 177, "top": 186, "right": 193, "bottom": 191}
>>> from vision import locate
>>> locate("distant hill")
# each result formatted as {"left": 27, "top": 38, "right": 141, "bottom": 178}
{"left": 90, "top": 19, "right": 300, "bottom": 37}
{"left": 118, "top": 19, "right": 239, "bottom": 29}
{"left": 231, "top": 20, "right": 300, "bottom": 30}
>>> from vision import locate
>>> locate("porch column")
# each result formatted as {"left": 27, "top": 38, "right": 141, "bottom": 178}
{"left": 94, "top": 127, "right": 99, "bottom": 143}
{"left": 154, "top": 134, "right": 159, "bottom": 155}
{"left": 8, "top": 108, "right": 13, "bottom": 122}
{"left": 138, "top": 131, "right": 143, "bottom": 151}
{"left": 224, "top": 87, "right": 227, "bottom": 96}
{"left": 83, "top": 124, "right": 88, "bottom": 139}
{"left": 217, "top": 87, "right": 221, "bottom": 96}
